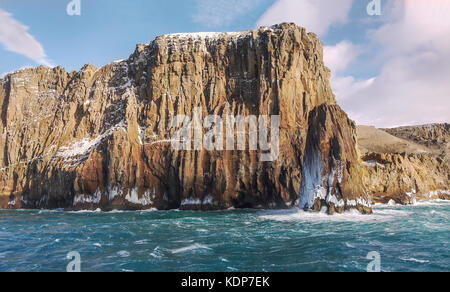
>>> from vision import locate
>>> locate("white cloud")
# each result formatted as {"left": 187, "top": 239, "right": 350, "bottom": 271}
{"left": 338, "top": 51, "right": 450, "bottom": 127}
{"left": 324, "top": 41, "right": 359, "bottom": 73}
{"left": 371, "top": 0, "right": 450, "bottom": 55}
{"left": 331, "top": 0, "right": 450, "bottom": 127}
{"left": 192, "top": 0, "right": 265, "bottom": 28}
{"left": 256, "top": 0, "right": 354, "bottom": 35}
{"left": 0, "top": 9, "right": 52, "bottom": 66}
{"left": 331, "top": 75, "right": 375, "bottom": 102}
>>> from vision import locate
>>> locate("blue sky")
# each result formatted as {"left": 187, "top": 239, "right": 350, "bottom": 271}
{"left": 0, "top": 0, "right": 449, "bottom": 127}
{"left": 0, "top": 0, "right": 373, "bottom": 74}
{"left": 0, "top": 0, "right": 273, "bottom": 73}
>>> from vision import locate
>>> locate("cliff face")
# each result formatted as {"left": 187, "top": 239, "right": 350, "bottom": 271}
{"left": 300, "top": 106, "right": 371, "bottom": 214}
{"left": 0, "top": 23, "right": 369, "bottom": 212}
{"left": 358, "top": 125, "right": 449, "bottom": 204}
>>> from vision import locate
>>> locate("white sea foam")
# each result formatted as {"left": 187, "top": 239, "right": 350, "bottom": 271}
{"left": 400, "top": 257, "right": 430, "bottom": 264}
{"left": 67, "top": 209, "right": 102, "bottom": 214}
{"left": 117, "top": 250, "right": 130, "bottom": 258}
{"left": 149, "top": 246, "right": 164, "bottom": 259}
{"left": 424, "top": 190, "right": 450, "bottom": 198}
{"left": 387, "top": 199, "right": 397, "bottom": 206}
{"left": 139, "top": 208, "right": 158, "bottom": 213}
{"left": 170, "top": 243, "right": 212, "bottom": 254}
{"left": 258, "top": 208, "right": 410, "bottom": 223}
{"left": 0, "top": 251, "right": 12, "bottom": 259}
{"left": 227, "top": 267, "right": 239, "bottom": 271}
{"left": 372, "top": 198, "right": 450, "bottom": 209}
{"left": 134, "top": 239, "right": 149, "bottom": 245}
{"left": 414, "top": 199, "right": 450, "bottom": 206}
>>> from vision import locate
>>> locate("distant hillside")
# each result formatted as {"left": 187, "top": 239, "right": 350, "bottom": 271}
{"left": 357, "top": 125, "right": 435, "bottom": 155}
{"left": 357, "top": 124, "right": 449, "bottom": 205}
{"left": 382, "top": 124, "right": 449, "bottom": 159}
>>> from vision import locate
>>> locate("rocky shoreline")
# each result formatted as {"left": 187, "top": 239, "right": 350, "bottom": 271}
{"left": 358, "top": 124, "right": 449, "bottom": 206}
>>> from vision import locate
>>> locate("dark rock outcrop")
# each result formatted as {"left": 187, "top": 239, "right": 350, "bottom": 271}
{"left": 301, "top": 106, "right": 371, "bottom": 214}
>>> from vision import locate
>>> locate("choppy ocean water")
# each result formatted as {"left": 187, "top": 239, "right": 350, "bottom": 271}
{"left": 0, "top": 201, "right": 448, "bottom": 272}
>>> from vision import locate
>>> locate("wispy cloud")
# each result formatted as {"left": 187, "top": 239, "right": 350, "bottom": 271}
{"left": 192, "top": 0, "right": 265, "bottom": 28}
{"left": 257, "top": 0, "right": 354, "bottom": 36}
{"left": 333, "top": 0, "right": 450, "bottom": 127}
{"left": 0, "top": 8, "right": 52, "bottom": 66}
{"left": 324, "top": 41, "right": 359, "bottom": 74}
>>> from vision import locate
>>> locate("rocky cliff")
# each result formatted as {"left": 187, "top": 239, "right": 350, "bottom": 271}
{"left": 383, "top": 124, "right": 450, "bottom": 159}
{"left": 358, "top": 125, "right": 449, "bottom": 204}
{"left": 0, "top": 23, "right": 371, "bottom": 213}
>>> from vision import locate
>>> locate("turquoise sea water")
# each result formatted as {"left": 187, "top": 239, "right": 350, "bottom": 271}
{"left": 0, "top": 201, "right": 448, "bottom": 272}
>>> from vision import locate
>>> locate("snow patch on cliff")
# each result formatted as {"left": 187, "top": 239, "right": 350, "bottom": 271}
{"left": 181, "top": 195, "right": 218, "bottom": 207}
{"left": 327, "top": 195, "right": 345, "bottom": 208}
{"left": 138, "top": 126, "right": 145, "bottom": 145}
{"left": 299, "top": 146, "right": 322, "bottom": 209}
{"left": 181, "top": 198, "right": 202, "bottom": 206}
{"left": 56, "top": 120, "right": 126, "bottom": 159}
{"left": 73, "top": 189, "right": 102, "bottom": 206}
{"left": 202, "top": 195, "right": 216, "bottom": 205}
{"left": 406, "top": 189, "right": 417, "bottom": 198}
{"left": 166, "top": 31, "right": 251, "bottom": 40}
{"left": 112, "top": 59, "right": 126, "bottom": 64}
{"left": 363, "top": 160, "right": 386, "bottom": 169}
{"left": 300, "top": 146, "right": 371, "bottom": 211}
{"left": 125, "top": 188, "right": 154, "bottom": 206}
{"left": 107, "top": 185, "right": 123, "bottom": 201}
{"left": 57, "top": 137, "right": 103, "bottom": 158}
{"left": 357, "top": 197, "right": 372, "bottom": 208}
{"left": 300, "top": 149, "right": 348, "bottom": 209}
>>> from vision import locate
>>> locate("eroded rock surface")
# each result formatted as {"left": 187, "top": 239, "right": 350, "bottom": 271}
{"left": 383, "top": 124, "right": 450, "bottom": 159}
{"left": 358, "top": 125, "right": 449, "bottom": 205}
{"left": 301, "top": 106, "right": 371, "bottom": 214}
{"left": 0, "top": 24, "right": 384, "bottom": 213}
